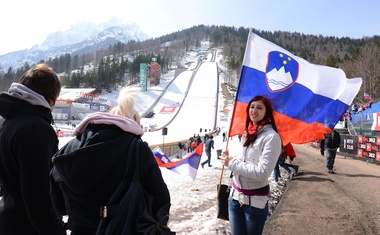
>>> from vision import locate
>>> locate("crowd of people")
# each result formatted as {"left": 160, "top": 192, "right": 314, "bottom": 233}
{"left": 0, "top": 64, "right": 343, "bottom": 235}
{"left": 351, "top": 102, "right": 372, "bottom": 114}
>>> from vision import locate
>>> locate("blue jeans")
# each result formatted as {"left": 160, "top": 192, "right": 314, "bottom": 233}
{"left": 273, "top": 158, "right": 292, "bottom": 182}
{"left": 201, "top": 150, "right": 212, "bottom": 166}
{"left": 228, "top": 198, "right": 268, "bottom": 235}
{"left": 326, "top": 149, "right": 337, "bottom": 171}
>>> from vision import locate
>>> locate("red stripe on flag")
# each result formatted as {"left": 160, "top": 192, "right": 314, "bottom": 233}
{"left": 228, "top": 101, "right": 247, "bottom": 137}
{"left": 274, "top": 112, "right": 330, "bottom": 145}
{"left": 228, "top": 101, "right": 329, "bottom": 145}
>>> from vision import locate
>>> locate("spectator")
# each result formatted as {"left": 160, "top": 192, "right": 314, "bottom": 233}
{"left": 188, "top": 135, "right": 195, "bottom": 152}
{"left": 178, "top": 142, "right": 184, "bottom": 158}
{"left": 216, "top": 126, "right": 221, "bottom": 135}
{"left": 220, "top": 95, "right": 282, "bottom": 235}
{"left": 324, "top": 129, "right": 341, "bottom": 174}
{"left": 201, "top": 135, "right": 214, "bottom": 168}
{"left": 190, "top": 140, "right": 198, "bottom": 152}
{"left": 0, "top": 64, "right": 66, "bottom": 234}
{"left": 273, "top": 143, "right": 299, "bottom": 183}
{"left": 178, "top": 142, "right": 183, "bottom": 150}
{"left": 196, "top": 134, "right": 202, "bottom": 145}
{"left": 204, "top": 133, "right": 209, "bottom": 143}
{"left": 222, "top": 132, "right": 227, "bottom": 142}
{"left": 50, "top": 87, "right": 173, "bottom": 234}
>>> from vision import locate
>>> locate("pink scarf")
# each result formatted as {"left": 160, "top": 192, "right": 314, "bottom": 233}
{"left": 73, "top": 112, "right": 144, "bottom": 136}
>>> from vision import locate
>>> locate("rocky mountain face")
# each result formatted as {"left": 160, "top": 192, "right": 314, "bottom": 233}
{"left": 0, "top": 18, "right": 149, "bottom": 71}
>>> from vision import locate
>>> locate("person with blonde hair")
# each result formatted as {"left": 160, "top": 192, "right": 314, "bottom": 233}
{"left": 109, "top": 87, "right": 141, "bottom": 124}
{"left": 50, "top": 87, "right": 174, "bottom": 234}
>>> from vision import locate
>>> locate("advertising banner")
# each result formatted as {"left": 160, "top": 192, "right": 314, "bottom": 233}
{"left": 357, "top": 135, "right": 380, "bottom": 161}
{"left": 72, "top": 102, "right": 90, "bottom": 110}
{"left": 339, "top": 134, "right": 358, "bottom": 155}
{"left": 90, "top": 103, "right": 100, "bottom": 111}
{"left": 160, "top": 106, "right": 176, "bottom": 114}
{"left": 150, "top": 61, "right": 160, "bottom": 86}
{"left": 140, "top": 63, "right": 147, "bottom": 92}
{"left": 79, "top": 92, "right": 108, "bottom": 103}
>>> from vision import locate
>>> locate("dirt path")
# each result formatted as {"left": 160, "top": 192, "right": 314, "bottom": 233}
{"left": 263, "top": 144, "right": 380, "bottom": 235}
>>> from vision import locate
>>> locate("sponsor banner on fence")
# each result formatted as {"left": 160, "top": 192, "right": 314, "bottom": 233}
{"left": 357, "top": 135, "right": 380, "bottom": 161}
{"left": 72, "top": 102, "right": 91, "bottom": 110}
{"left": 56, "top": 130, "right": 74, "bottom": 137}
{"left": 313, "top": 135, "right": 379, "bottom": 162}
{"left": 339, "top": 134, "right": 357, "bottom": 155}
{"left": 160, "top": 106, "right": 176, "bottom": 114}
{"left": 80, "top": 92, "right": 108, "bottom": 103}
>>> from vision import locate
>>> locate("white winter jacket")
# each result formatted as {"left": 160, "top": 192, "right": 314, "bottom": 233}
{"left": 228, "top": 124, "right": 282, "bottom": 207}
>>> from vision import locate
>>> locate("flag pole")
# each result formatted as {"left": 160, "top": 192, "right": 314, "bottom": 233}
{"left": 217, "top": 28, "right": 252, "bottom": 199}
{"left": 217, "top": 139, "right": 229, "bottom": 199}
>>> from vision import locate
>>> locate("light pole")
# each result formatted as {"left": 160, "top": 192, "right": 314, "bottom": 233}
{"left": 162, "top": 127, "right": 168, "bottom": 150}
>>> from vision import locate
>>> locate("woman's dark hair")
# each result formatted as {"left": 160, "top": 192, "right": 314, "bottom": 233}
{"left": 244, "top": 95, "right": 278, "bottom": 147}
{"left": 18, "top": 63, "right": 61, "bottom": 106}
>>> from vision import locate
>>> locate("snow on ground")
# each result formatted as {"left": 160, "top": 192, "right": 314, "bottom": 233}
{"left": 162, "top": 133, "right": 237, "bottom": 234}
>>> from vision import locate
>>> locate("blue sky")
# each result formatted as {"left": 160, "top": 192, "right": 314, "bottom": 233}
{"left": 1, "top": 0, "right": 379, "bottom": 55}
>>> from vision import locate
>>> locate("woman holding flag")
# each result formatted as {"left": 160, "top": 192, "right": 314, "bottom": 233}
{"left": 220, "top": 95, "right": 282, "bottom": 235}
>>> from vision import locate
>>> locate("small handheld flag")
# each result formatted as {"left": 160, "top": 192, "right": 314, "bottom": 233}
{"left": 153, "top": 143, "right": 204, "bottom": 180}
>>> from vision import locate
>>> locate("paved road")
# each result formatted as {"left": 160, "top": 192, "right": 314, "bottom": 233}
{"left": 263, "top": 144, "right": 380, "bottom": 235}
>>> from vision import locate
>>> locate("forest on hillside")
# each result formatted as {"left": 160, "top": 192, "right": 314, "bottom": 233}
{"left": 0, "top": 25, "right": 379, "bottom": 104}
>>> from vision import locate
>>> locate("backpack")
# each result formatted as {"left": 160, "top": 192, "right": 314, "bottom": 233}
{"left": 96, "top": 138, "right": 175, "bottom": 235}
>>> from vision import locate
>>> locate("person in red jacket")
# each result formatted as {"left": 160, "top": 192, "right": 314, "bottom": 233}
{"left": 273, "top": 143, "right": 299, "bottom": 183}
{"left": 190, "top": 140, "right": 198, "bottom": 152}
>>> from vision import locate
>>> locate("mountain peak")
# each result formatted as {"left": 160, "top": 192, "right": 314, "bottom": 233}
{"left": 0, "top": 18, "right": 149, "bottom": 71}
{"left": 40, "top": 18, "right": 148, "bottom": 51}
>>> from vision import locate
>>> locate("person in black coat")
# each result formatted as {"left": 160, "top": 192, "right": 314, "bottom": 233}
{"left": 0, "top": 64, "right": 66, "bottom": 235}
{"left": 50, "top": 88, "right": 173, "bottom": 234}
{"left": 323, "top": 129, "right": 341, "bottom": 174}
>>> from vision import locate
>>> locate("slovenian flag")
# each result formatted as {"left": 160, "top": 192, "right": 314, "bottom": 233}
{"left": 153, "top": 143, "right": 203, "bottom": 180}
{"left": 229, "top": 30, "right": 362, "bottom": 145}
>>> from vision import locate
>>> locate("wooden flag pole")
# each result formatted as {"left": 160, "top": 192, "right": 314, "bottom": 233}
{"left": 217, "top": 28, "right": 251, "bottom": 199}
{"left": 217, "top": 138, "right": 229, "bottom": 199}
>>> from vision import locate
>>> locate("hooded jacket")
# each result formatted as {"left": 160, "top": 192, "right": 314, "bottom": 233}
{"left": 0, "top": 83, "right": 66, "bottom": 235}
{"left": 50, "top": 112, "right": 171, "bottom": 235}
{"left": 324, "top": 130, "right": 341, "bottom": 150}
{"left": 228, "top": 124, "right": 282, "bottom": 208}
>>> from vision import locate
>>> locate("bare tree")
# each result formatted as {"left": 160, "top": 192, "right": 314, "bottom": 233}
{"left": 341, "top": 44, "right": 380, "bottom": 102}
